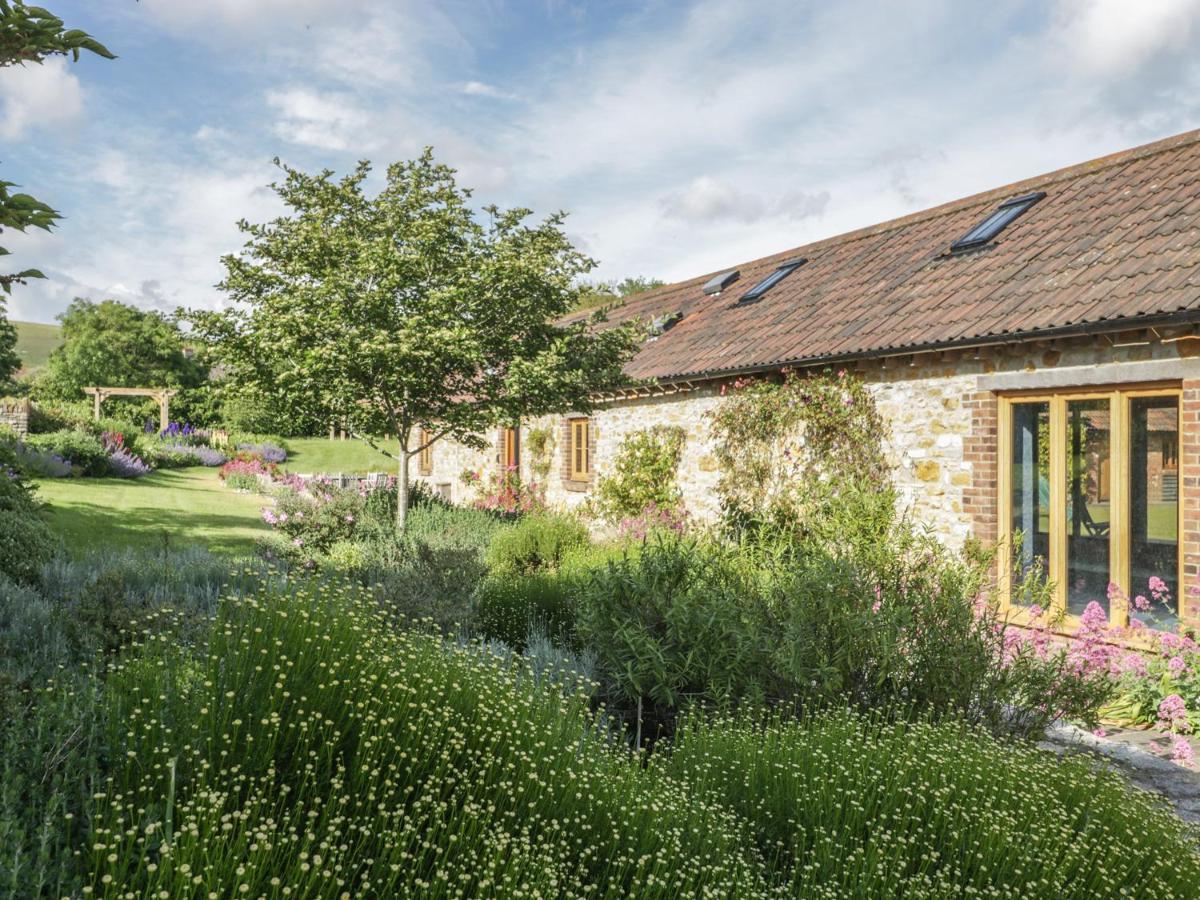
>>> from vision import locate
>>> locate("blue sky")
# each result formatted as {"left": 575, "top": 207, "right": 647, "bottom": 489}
{"left": 4, "top": 0, "right": 1200, "bottom": 324}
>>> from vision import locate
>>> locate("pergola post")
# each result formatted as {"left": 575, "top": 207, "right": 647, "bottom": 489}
{"left": 83, "top": 387, "right": 178, "bottom": 432}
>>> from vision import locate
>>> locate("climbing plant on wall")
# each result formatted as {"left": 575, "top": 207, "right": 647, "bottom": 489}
{"left": 526, "top": 425, "right": 555, "bottom": 483}
{"left": 708, "top": 368, "right": 890, "bottom": 535}
{"left": 591, "top": 425, "right": 686, "bottom": 524}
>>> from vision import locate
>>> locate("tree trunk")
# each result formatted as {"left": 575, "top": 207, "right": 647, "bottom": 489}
{"left": 396, "top": 441, "right": 410, "bottom": 532}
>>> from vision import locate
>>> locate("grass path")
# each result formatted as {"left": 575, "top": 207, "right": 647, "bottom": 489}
{"left": 281, "top": 436, "right": 397, "bottom": 474}
{"left": 35, "top": 467, "right": 270, "bottom": 556}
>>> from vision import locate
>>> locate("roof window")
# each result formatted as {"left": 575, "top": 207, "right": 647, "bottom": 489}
{"left": 738, "top": 258, "right": 806, "bottom": 304}
{"left": 950, "top": 192, "right": 1045, "bottom": 252}
{"left": 702, "top": 269, "right": 740, "bottom": 295}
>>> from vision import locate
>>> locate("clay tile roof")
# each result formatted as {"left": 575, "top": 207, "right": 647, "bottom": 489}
{"left": 582, "top": 128, "right": 1200, "bottom": 383}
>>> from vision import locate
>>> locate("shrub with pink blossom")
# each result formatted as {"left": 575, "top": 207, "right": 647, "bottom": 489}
{"left": 472, "top": 466, "right": 545, "bottom": 515}
{"left": 218, "top": 457, "right": 279, "bottom": 491}
{"left": 258, "top": 483, "right": 366, "bottom": 560}
{"left": 617, "top": 501, "right": 690, "bottom": 541}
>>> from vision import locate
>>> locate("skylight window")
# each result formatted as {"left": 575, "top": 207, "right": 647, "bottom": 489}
{"left": 738, "top": 258, "right": 806, "bottom": 303}
{"left": 950, "top": 192, "right": 1045, "bottom": 252}
{"left": 702, "top": 269, "right": 740, "bottom": 295}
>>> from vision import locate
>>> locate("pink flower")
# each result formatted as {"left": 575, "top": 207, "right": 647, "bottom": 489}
{"left": 1168, "top": 655, "right": 1188, "bottom": 678}
{"left": 292, "top": 537, "right": 304, "bottom": 547}
{"left": 1172, "top": 736, "right": 1195, "bottom": 766}
{"left": 1157, "top": 694, "right": 1190, "bottom": 733}
{"left": 345, "top": 514, "right": 355, "bottom": 523}
{"left": 1092, "top": 727, "right": 1107, "bottom": 738}
{"left": 871, "top": 601, "right": 882, "bottom": 614}
{"left": 1150, "top": 575, "right": 1169, "bottom": 597}
{"left": 1133, "top": 594, "right": 1150, "bottom": 611}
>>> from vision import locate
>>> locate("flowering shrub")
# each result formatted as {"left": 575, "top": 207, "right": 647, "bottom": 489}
{"left": 709, "top": 368, "right": 890, "bottom": 537}
{"left": 152, "top": 442, "right": 227, "bottom": 467}
{"left": 14, "top": 443, "right": 73, "bottom": 477}
{"left": 99, "top": 431, "right": 151, "bottom": 479}
{"left": 156, "top": 421, "right": 212, "bottom": 447}
{"left": 23, "top": 429, "right": 109, "bottom": 476}
{"left": 472, "top": 465, "right": 545, "bottom": 514}
{"left": 236, "top": 441, "right": 287, "bottom": 464}
{"left": 590, "top": 426, "right": 686, "bottom": 524}
{"left": 260, "top": 483, "right": 365, "bottom": 558}
{"left": 218, "top": 457, "right": 277, "bottom": 491}
{"left": 618, "top": 501, "right": 690, "bottom": 540}
{"left": 665, "top": 708, "right": 1200, "bottom": 896}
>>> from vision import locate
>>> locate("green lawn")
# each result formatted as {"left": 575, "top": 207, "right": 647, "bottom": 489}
{"left": 13, "top": 320, "right": 63, "bottom": 374}
{"left": 36, "top": 467, "right": 270, "bottom": 556}
{"left": 282, "top": 437, "right": 397, "bottom": 474}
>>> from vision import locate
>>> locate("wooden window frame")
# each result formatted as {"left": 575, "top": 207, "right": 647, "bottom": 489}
{"left": 500, "top": 426, "right": 520, "bottom": 473}
{"left": 417, "top": 429, "right": 434, "bottom": 476}
{"left": 997, "top": 382, "right": 1183, "bottom": 629}
{"left": 569, "top": 417, "right": 591, "bottom": 481}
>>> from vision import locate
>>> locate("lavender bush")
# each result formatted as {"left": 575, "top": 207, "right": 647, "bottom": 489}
{"left": 106, "top": 446, "right": 151, "bottom": 478}
{"left": 159, "top": 443, "right": 227, "bottom": 467}
{"left": 15, "top": 445, "right": 73, "bottom": 478}
{"left": 237, "top": 441, "right": 287, "bottom": 464}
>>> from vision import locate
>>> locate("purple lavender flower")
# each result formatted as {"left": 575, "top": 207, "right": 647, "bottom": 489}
{"left": 107, "top": 446, "right": 152, "bottom": 478}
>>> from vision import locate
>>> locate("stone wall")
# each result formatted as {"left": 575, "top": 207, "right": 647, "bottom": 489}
{"left": 0, "top": 398, "right": 29, "bottom": 437}
{"left": 413, "top": 335, "right": 1199, "bottom": 582}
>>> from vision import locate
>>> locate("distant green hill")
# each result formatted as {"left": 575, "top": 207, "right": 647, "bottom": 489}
{"left": 12, "top": 320, "right": 62, "bottom": 373}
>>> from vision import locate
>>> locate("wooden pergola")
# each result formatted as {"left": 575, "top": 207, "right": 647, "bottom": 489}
{"left": 83, "top": 386, "right": 178, "bottom": 431}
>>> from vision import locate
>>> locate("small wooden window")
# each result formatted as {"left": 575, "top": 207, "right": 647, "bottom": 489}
{"left": 417, "top": 429, "right": 433, "bottom": 476}
{"left": 569, "top": 418, "right": 591, "bottom": 480}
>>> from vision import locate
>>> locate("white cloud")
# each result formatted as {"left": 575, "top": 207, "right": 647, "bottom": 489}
{"left": 139, "top": 0, "right": 360, "bottom": 32}
{"left": 0, "top": 58, "right": 83, "bottom": 140}
{"left": 1054, "top": 0, "right": 1200, "bottom": 75}
{"left": 659, "top": 176, "right": 828, "bottom": 225}
{"left": 461, "top": 81, "right": 519, "bottom": 101}
{"left": 266, "top": 88, "right": 375, "bottom": 152}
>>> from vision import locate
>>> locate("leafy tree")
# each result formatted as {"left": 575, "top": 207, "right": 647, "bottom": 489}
{"left": 36, "top": 299, "right": 205, "bottom": 404}
{"left": 190, "top": 151, "right": 640, "bottom": 530}
{"left": 575, "top": 275, "right": 666, "bottom": 313}
{"left": 0, "top": 1, "right": 113, "bottom": 383}
{"left": 0, "top": 314, "right": 16, "bottom": 391}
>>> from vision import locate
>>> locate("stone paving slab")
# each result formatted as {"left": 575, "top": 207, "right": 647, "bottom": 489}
{"left": 1041, "top": 722, "right": 1200, "bottom": 823}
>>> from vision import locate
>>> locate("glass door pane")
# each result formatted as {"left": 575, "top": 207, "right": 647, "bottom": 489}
{"left": 1010, "top": 401, "right": 1050, "bottom": 604}
{"left": 1066, "top": 398, "right": 1112, "bottom": 617}
{"left": 1130, "top": 396, "right": 1179, "bottom": 628}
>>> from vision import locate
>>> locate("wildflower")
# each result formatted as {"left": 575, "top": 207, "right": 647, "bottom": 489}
{"left": 1092, "top": 727, "right": 1107, "bottom": 738}
{"left": 1157, "top": 694, "right": 1190, "bottom": 733}
{"left": 1133, "top": 594, "right": 1150, "bottom": 611}
{"left": 1172, "top": 736, "right": 1195, "bottom": 767}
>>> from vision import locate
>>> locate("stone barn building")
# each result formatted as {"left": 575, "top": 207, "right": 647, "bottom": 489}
{"left": 415, "top": 128, "right": 1200, "bottom": 633}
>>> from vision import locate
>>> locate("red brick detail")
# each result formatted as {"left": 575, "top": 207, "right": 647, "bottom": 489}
{"left": 963, "top": 390, "right": 999, "bottom": 547}
{"left": 1181, "top": 380, "right": 1200, "bottom": 628}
